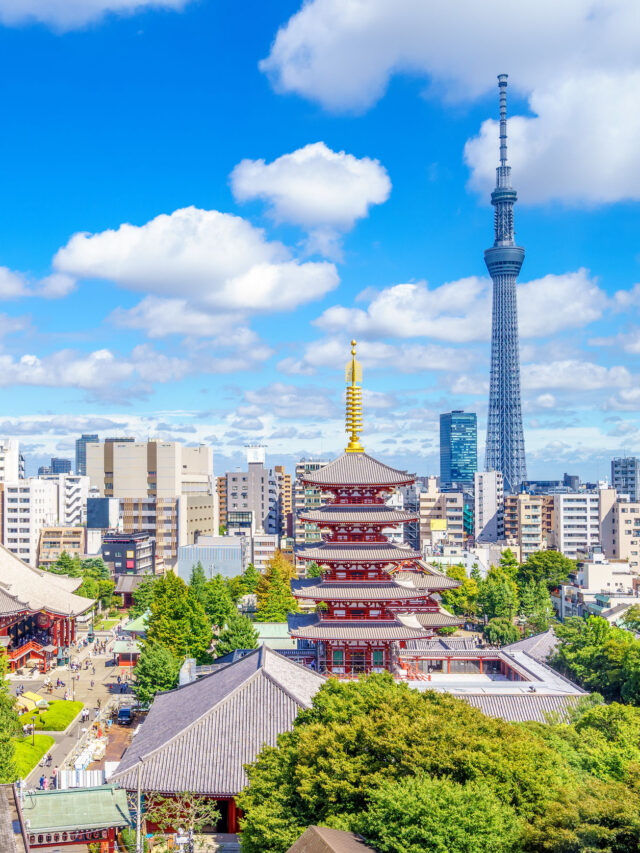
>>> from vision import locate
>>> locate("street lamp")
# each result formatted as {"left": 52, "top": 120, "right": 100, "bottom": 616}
{"left": 31, "top": 716, "right": 36, "bottom": 747}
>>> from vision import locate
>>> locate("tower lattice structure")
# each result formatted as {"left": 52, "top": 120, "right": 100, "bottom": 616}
{"left": 484, "top": 73, "right": 527, "bottom": 493}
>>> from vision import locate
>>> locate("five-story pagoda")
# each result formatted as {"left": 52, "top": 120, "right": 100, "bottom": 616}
{"left": 289, "top": 342, "right": 461, "bottom": 676}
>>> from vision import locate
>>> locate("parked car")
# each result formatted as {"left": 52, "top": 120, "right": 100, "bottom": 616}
{"left": 117, "top": 706, "right": 133, "bottom": 725}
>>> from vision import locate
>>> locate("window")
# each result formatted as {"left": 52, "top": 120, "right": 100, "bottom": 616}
{"left": 372, "top": 650, "right": 384, "bottom": 667}
{"left": 333, "top": 649, "right": 344, "bottom": 666}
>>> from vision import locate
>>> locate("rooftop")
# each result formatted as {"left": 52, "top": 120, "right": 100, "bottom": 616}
{"left": 288, "top": 613, "right": 430, "bottom": 641}
{"left": 291, "top": 579, "right": 432, "bottom": 601}
{"left": 302, "top": 452, "right": 414, "bottom": 488}
{"left": 299, "top": 506, "right": 418, "bottom": 525}
{"left": 287, "top": 826, "right": 377, "bottom": 853}
{"left": 297, "top": 543, "right": 422, "bottom": 564}
{"left": 20, "top": 786, "right": 130, "bottom": 833}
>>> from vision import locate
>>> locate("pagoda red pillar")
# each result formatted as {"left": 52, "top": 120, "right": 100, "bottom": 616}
{"left": 229, "top": 799, "right": 238, "bottom": 833}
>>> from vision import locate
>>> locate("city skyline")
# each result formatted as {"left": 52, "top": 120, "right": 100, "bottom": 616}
{"left": 0, "top": 2, "right": 639, "bottom": 482}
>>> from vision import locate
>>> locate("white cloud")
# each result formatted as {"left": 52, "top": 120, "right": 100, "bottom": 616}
{"left": 314, "top": 269, "right": 604, "bottom": 343}
{"left": 0, "top": 267, "right": 28, "bottom": 299}
{"left": 244, "top": 382, "right": 337, "bottom": 419}
{"left": 230, "top": 142, "right": 390, "bottom": 257}
{"left": 37, "top": 273, "right": 77, "bottom": 299}
{"left": 54, "top": 206, "right": 338, "bottom": 313}
{"left": 111, "top": 297, "right": 241, "bottom": 338}
{"left": 0, "top": 0, "right": 190, "bottom": 29}
{"left": 263, "top": 0, "right": 640, "bottom": 204}
{"left": 522, "top": 360, "right": 632, "bottom": 392}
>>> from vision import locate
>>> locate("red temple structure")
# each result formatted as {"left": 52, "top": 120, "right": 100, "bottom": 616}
{"left": 0, "top": 545, "right": 94, "bottom": 672}
{"left": 289, "top": 341, "right": 462, "bottom": 676}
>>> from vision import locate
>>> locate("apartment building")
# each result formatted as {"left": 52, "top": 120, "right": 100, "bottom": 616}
{"left": 293, "top": 459, "right": 330, "bottom": 546}
{"left": 0, "top": 439, "right": 21, "bottom": 482}
{"left": 41, "top": 474, "right": 90, "bottom": 527}
{"left": 611, "top": 457, "right": 640, "bottom": 503}
{"left": 599, "top": 487, "right": 640, "bottom": 573}
{"left": 218, "top": 447, "right": 280, "bottom": 536}
{"left": 3, "top": 479, "right": 58, "bottom": 566}
{"left": 503, "top": 494, "right": 553, "bottom": 560}
{"left": 101, "top": 532, "right": 154, "bottom": 575}
{"left": 555, "top": 549, "right": 639, "bottom": 621}
{"left": 474, "top": 471, "right": 504, "bottom": 543}
{"left": 553, "top": 493, "right": 600, "bottom": 559}
{"left": 418, "top": 477, "right": 464, "bottom": 549}
{"left": 37, "top": 527, "right": 85, "bottom": 568}
{"left": 275, "top": 465, "right": 292, "bottom": 538}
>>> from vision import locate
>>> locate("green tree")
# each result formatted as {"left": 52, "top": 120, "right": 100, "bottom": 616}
{"left": 498, "top": 548, "right": 520, "bottom": 579}
{"left": 518, "top": 580, "right": 553, "bottom": 635}
{"left": 130, "top": 575, "right": 158, "bottom": 618}
{"left": 518, "top": 550, "right": 574, "bottom": 590}
{"left": 440, "top": 564, "right": 479, "bottom": 620}
{"left": 215, "top": 612, "right": 259, "bottom": 658}
{"left": 622, "top": 604, "right": 640, "bottom": 634}
{"left": 306, "top": 562, "right": 323, "bottom": 579}
{"left": 146, "top": 572, "right": 213, "bottom": 663}
{"left": 133, "top": 642, "right": 181, "bottom": 706}
{"left": 144, "top": 791, "right": 220, "bottom": 834}
{"left": 256, "top": 552, "right": 298, "bottom": 622}
{"left": 242, "top": 563, "right": 261, "bottom": 594}
{"left": 204, "top": 573, "right": 235, "bottom": 629}
{"left": 0, "top": 654, "right": 19, "bottom": 783}
{"left": 478, "top": 569, "right": 519, "bottom": 621}
{"left": 359, "top": 776, "right": 521, "bottom": 853}
{"left": 188, "top": 562, "right": 208, "bottom": 607}
{"left": 483, "top": 617, "right": 520, "bottom": 647}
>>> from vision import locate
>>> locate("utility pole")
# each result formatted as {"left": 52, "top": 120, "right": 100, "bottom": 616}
{"left": 136, "top": 760, "right": 142, "bottom": 853}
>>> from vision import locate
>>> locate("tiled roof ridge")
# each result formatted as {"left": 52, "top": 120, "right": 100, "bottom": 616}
{"left": 260, "top": 666, "right": 316, "bottom": 711}
{"left": 261, "top": 644, "right": 327, "bottom": 682}
{"left": 152, "top": 646, "right": 263, "bottom": 698}
{"left": 115, "top": 665, "right": 268, "bottom": 773}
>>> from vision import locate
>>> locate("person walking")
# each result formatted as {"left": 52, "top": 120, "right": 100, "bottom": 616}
{"left": 39, "top": 775, "right": 45, "bottom": 790}
{"left": 90, "top": 680, "right": 94, "bottom": 690}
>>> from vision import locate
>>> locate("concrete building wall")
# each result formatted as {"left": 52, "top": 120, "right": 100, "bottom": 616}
{"left": 37, "top": 526, "right": 85, "bottom": 568}
{"left": 3, "top": 479, "right": 58, "bottom": 566}
{"left": 474, "top": 471, "right": 504, "bottom": 542}
{"left": 553, "top": 493, "right": 600, "bottom": 559}
{"left": 0, "top": 440, "right": 20, "bottom": 483}
{"left": 419, "top": 478, "right": 464, "bottom": 548}
{"left": 293, "top": 459, "right": 330, "bottom": 547}
{"left": 599, "top": 487, "right": 640, "bottom": 573}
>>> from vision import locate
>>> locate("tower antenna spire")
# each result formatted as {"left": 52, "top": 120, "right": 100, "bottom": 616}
{"left": 498, "top": 72, "right": 508, "bottom": 166}
{"left": 345, "top": 339, "right": 364, "bottom": 453}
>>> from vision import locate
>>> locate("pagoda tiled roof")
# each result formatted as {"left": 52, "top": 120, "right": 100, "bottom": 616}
{"left": 0, "top": 544, "right": 94, "bottom": 617}
{"left": 302, "top": 452, "right": 414, "bottom": 488}
{"left": 414, "top": 610, "right": 463, "bottom": 627}
{"left": 393, "top": 570, "right": 461, "bottom": 590}
{"left": 287, "top": 612, "right": 430, "bottom": 641}
{"left": 297, "top": 543, "right": 422, "bottom": 563}
{"left": 291, "top": 579, "right": 430, "bottom": 601}
{"left": 299, "top": 506, "right": 418, "bottom": 525}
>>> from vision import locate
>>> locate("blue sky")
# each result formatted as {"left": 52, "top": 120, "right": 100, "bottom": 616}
{"left": 1, "top": 0, "right": 640, "bottom": 480}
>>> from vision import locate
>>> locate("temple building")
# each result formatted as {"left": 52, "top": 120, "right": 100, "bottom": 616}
{"left": 289, "top": 342, "right": 462, "bottom": 676}
{"left": 0, "top": 544, "right": 94, "bottom": 672}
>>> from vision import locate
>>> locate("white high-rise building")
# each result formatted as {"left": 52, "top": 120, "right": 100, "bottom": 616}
{"left": 474, "top": 471, "right": 504, "bottom": 543}
{"left": 553, "top": 493, "right": 600, "bottom": 559}
{"left": 0, "top": 439, "right": 21, "bottom": 482}
{"left": 3, "top": 478, "right": 58, "bottom": 566}
{"left": 611, "top": 457, "right": 640, "bottom": 503}
{"left": 41, "top": 474, "right": 90, "bottom": 527}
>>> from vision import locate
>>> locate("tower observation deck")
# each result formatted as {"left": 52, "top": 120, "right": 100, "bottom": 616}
{"left": 484, "top": 74, "right": 527, "bottom": 493}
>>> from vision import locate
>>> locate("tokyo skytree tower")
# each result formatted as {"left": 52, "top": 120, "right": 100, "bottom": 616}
{"left": 484, "top": 74, "right": 527, "bottom": 493}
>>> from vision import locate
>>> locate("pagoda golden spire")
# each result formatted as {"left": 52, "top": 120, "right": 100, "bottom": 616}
{"left": 345, "top": 339, "right": 364, "bottom": 453}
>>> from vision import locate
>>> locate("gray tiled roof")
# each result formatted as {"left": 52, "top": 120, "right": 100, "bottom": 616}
{"left": 414, "top": 611, "right": 463, "bottom": 627}
{"left": 297, "top": 543, "right": 422, "bottom": 563}
{"left": 300, "top": 506, "right": 417, "bottom": 525}
{"left": 393, "top": 571, "right": 461, "bottom": 590}
{"left": 291, "top": 579, "right": 431, "bottom": 601}
{"left": 302, "top": 453, "right": 414, "bottom": 487}
{"left": 288, "top": 615, "right": 430, "bottom": 641}
{"left": 0, "top": 544, "right": 94, "bottom": 617}
{"left": 461, "top": 693, "right": 580, "bottom": 723}
{"left": 111, "top": 646, "right": 325, "bottom": 796}
{"left": 114, "top": 574, "right": 148, "bottom": 594}
{"left": 501, "top": 629, "right": 558, "bottom": 664}
{"left": 287, "top": 826, "right": 377, "bottom": 853}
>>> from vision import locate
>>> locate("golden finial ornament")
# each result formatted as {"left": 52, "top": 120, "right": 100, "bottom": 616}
{"left": 345, "top": 339, "right": 364, "bottom": 453}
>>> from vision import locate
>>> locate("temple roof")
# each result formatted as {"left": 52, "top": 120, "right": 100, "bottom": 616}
{"left": 0, "top": 544, "right": 94, "bottom": 617}
{"left": 393, "top": 571, "right": 461, "bottom": 590}
{"left": 299, "top": 506, "right": 417, "bottom": 525}
{"left": 112, "top": 646, "right": 325, "bottom": 796}
{"left": 297, "top": 543, "right": 422, "bottom": 563}
{"left": 302, "top": 452, "right": 414, "bottom": 488}
{"left": 19, "top": 786, "right": 130, "bottom": 834}
{"left": 288, "top": 613, "right": 430, "bottom": 641}
{"left": 291, "top": 579, "right": 431, "bottom": 601}
{"left": 414, "top": 610, "right": 463, "bottom": 627}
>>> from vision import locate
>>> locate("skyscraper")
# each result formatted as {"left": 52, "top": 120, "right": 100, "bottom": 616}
{"left": 75, "top": 433, "right": 99, "bottom": 476}
{"left": 484, "top": 74, "right": 527, "bottom": 494}
{"left": 440, "top": 411, "right": 477, "bottom": 489}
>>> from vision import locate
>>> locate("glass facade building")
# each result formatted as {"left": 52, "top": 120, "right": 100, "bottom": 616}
{"left": 440, "top": 411, "right": 477, "bottom": 489}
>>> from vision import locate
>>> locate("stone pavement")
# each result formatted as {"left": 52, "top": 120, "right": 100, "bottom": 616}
{"left": 11, "top": 622, "right": 134, "bottom": 787}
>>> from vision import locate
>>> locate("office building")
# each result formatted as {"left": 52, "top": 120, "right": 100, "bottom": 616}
{"left": 101, "top": 532, "right": 155, "bottom": 575}
{"left": 275, "top": 464, "right": 292, "bottom": 537}
{"left": 0, "top": 439, "right": 21, "bottom": 482}
{"left": 3, "top": 478, "right": 58, "bottom": 566}
{"left": 418, "top": 477, "right": 464, "bottom": 549}
{"left": 177, "top": 536, "right": 250, "bottom": 583}
{"left": 484, "top": 75, "right": 527, "bottom": 492}
{"left": 41, "top": 474, "right": 90, "bottom": 527}
{"left": 611, "top": 457, "right": 640, "bottom": 503}
{"left": 503, "top": 494, "right": 553, "bottom": 560}
{"left": 38, "top": 458, "right": 73, "bottom": 476}
{"left": 217, "top": 446, "right": 280, "bottom": 536}
{"left": 553, "top": 493, "right": 600, "bottom": 559}
{"left": 37, "top": 527, "right": 85, "bottom": 568}
{"left": 599, "top": 487, "right": 640, "bottom": 573}
{"left": 75, "top": 434, "right": 99, "bottom": 477}
{"left": 440, "top": 411, "right": 477, "bottom": 489}
{"left": 474, "top": 471, "right": 504, "bottom": 542}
